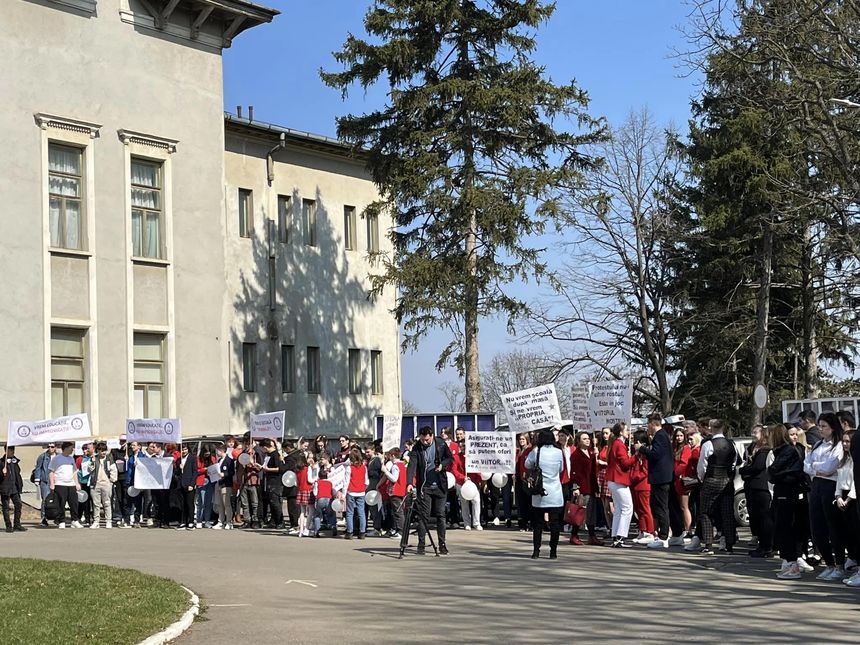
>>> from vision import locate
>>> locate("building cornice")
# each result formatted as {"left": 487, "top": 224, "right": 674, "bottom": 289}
{"left": 117, "top": 128, "right": 179, "bottom": 153}
{"left": 34, "top": 113, "right": 102, "bottom": 138}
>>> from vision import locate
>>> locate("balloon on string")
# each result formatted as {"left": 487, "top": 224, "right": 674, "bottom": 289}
{"left": 76, "top": 489, "right": 89, "bottom": 503}
{"left": 238, "top": 453, "right": 251, "bottom": 466}
{"left": 491, "top": 473, "right": 507, "bottom": 488}
{"left": 480, "top": 472, "right": 492, "bottom": 481}
{"left": 331, "top": 498, "right": 344, "bottom": 513}
{"left": 127, "top": 486, "right": 140, "bottom": 498}
{"left": 446, "top": 472, "right": 456, "bottom": 489}
{"left": 460, "top": 480, "right": 479, "bottom": 501}
{"left": 281, "top": 471, "right": 297, "bottom": 487}
{"left": 365, "top": 490, "right": 380, "bottom": 506}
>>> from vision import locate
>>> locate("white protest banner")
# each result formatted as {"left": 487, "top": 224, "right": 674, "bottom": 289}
{"left": 125, "top": 418, "right": 181, "bottom": 444}
{"left": 571, "top": 382, "right": 592, "bottom": 431}
{"left": 206, "top": 463, "right": 221, "bottom": 483}
{"left": 250, "top": 411, "right": 285, "bottom": 440}
{"left": 327, "top": 464, "right": 347, "bottom": 493}
{"left": 500, "top": 384, "right": 562, "bottom": 435}
{"left": 7, "top": 413, "right": 92, "bottom": 447}
{"left": 465, "top": 431, "right": 516, "bottom": 474}
{"left": 133, "top": 457, "right": 174, "bottom": 490}
{"left": 381, "top": 414, "right": 401, "bottom": 452}
{"left": 107, "top": 438, "right": 122, "bottom": 450}
{"left": 587, "top": 379, "right": 633, "bottom": 429}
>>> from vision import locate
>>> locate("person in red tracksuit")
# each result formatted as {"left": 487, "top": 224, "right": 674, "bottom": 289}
{"left": 630, "top": 429, "right": 655, "bottom": 544}
{"left": 570, "top": 431, "right": 600, "bottom": 545}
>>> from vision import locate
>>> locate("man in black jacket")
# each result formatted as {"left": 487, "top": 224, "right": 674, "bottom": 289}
{"left": 0, "top": 445, "right": 26, "bottom": 533}
{"left": 637, "top": 412, "right": 676, "bottom": 548}
{"left": 406, "top": 427, "right": 453, "bottom": 555}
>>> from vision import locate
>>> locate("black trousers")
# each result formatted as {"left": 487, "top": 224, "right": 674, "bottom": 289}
{"left": 54, "top": 485, "right": 79, "bottom": 524}
{"left": 77, "top": 484, "right": 92, "bottom": 523}
{"left": 286, "top": 495, "right": 299, "bottom": 528}
{"left": 831, "top": 496, "right": 859, "bottom": 562}
{"left": 650, "top": 483, "right": 671, "bottom": 539}
{"left": 154, "top": 490, "right": 170, "bottom": 526}
{"left": 112, "top": 480, "right": 127, "bottom": 522}
{"left": 746, "top": 487, "right": 774, "bottom": 551}
{"left": 773, "top": 494, "right": 800, "bottom": 562}
{"left": 516, "top": 480, "right": 532, "bottom": 529}
{"left": 810, "top": 478, "right": 845, "bottom": 567}
{"left": 181, "top": 488, "right": 196, "bottom": 526}
{"left": 1, "top": 493, "right": 22, "bottom": 528}
{"left": 668, "top": 484, "right": 685, "bottom": 537}
{"left": 390, "top": 496, "right": 405, "bottom": 533}
{"left": 416, "top": 488, "right": 446, "bottom": 546}
{"left": 267, "top": 490, "right": 284, "bottom": 526}
{"left": 446, "top": 487, "right": 462, "bottom": 525}
{"left": 532, "top": 506, "right": 563, "bottom": 553}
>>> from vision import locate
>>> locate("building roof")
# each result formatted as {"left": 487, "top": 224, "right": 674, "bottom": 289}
{"left": 224, "top": 112, "right": 366, "bottom": 159}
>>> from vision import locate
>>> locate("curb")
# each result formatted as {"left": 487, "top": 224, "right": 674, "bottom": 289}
{"left": 138, "top": 585, "right": 200, "bottom": 645}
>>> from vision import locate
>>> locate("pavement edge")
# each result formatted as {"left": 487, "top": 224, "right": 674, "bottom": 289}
{"left": 137, "top": 585, "right": 200, "bottom": 645}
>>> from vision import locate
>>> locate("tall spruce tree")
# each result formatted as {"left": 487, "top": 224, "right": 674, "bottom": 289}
{"left": 321, "top": 0, "right": 604, "bottom": 410}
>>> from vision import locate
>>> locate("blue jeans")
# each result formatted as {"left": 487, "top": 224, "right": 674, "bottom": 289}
{"left": 197, "top": 482, "right": 215, "bottom": 524}
{"left": 345, "top": 495, "right": 366, "bottom": 535}
{"left": 39, "top": 481, "right": 51, "bottom": 521}
{"left": 313, "top": 498, "right": 335, "bottom": 535}
{"left": 125, "top": 491, "right": 143, "bottom": 522}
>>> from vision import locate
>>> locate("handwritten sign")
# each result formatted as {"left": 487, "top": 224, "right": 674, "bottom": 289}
{"left": 571, "top": 382, "right": 592, "bottom": 430}
{"left": 465, "top": 431, "right": 515, "bottom": 473}
{"left": 381, "top": 414, "right": 402, "bottom": 452}
{"left": 250, "top": 411, "right": 285, "bottom": 440}
{"left": 587, "top": 379, "right": 633, "bottom": 429}
{"left": 501, "top": 384, "right": 562, "bottom": 435}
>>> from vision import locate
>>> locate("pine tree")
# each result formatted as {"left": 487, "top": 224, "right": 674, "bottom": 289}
{"left": 321, "top": 0, "right": 604, "bottom": 410}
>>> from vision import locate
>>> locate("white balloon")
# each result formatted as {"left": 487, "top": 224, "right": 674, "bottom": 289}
{"left": 365, "top": 490, "right": 380, "bottom": 506}
{"left": 76, "top": 489, "right": 89, "bottom": 503}
{"left": 127, "top": 486, "right": 141, "bottom": 498}
{"left": 238, "top": 453, "right": 251, "bottom": 466}
{"left": 282, "top": 471, "right": 297, "bottom": 487}
{"left": 331, "top": 498, "right": 344, "bottom": 513}
{"left": 460, "top": 480, "right": 479, "bottom": 501}
{"left": 491, "top": 473, "right": 507, "bottom": 488}
{"left": 446, "top": 472, "right": 456, "bottom": 489}
{"left": 480, "top": 472, "right": 492, "bottom": 481}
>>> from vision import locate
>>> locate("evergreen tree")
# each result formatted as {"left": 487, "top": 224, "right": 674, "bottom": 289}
{"left": 322, "top": 0, "right": 604, "bottom": 410}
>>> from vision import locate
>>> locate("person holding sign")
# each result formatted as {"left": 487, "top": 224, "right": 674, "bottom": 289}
{"left": 525, "top": 429, "right": 565, "bottom": 559}
{"left": 605, "top": 423, "right": 636, "bottom": 548}
{"left": 259, "top": 439, "right": 285, "bottom": 529}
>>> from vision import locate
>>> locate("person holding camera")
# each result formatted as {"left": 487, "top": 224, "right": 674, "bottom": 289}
{"left": 406, "top": 426, "right": 453, "bottom": 555}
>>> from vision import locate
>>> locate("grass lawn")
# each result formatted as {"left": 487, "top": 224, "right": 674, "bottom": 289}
{"left": 0, "top": 557, "right": 190, "bottom": 645}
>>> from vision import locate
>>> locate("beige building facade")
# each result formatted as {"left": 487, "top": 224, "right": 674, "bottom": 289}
{"left": 0, "top": 0, "right": 401, "bottom": 446}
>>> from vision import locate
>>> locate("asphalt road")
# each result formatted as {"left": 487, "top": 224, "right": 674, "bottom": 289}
{"left": 3, "top": 524, "right": 858, "bottom": 644}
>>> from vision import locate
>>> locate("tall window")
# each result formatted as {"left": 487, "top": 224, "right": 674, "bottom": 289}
{"left": 239, "top": 189, "right": 253, "bottom": 238}
{"left": 242, "top": 342, "right": 257, "bottom": 392}
{"left": 371, "top": 350, "right": 383, "bottom": 395}
{"left": 131, "top": 158, "right": 163, "bottom": 258}
{"left": 307, "top": 346, "right": 320, "bottom": 393}
{"left": 133, "top": 333, "right": 165, "bottom": 418}
{"left": 48, "top": 144, "right": 84, "bottom": 250}
{"left": 344, "top": 206, "right": 356, "bottom": 251}
{"left": 348, "top": 348, "right": 361, "bottom": 394}
{"left": 51, "top": 327, "right": 86, "bottom": 416}
{"left": 366, "top": 213, "right": 379, "bottom": 252}
{"left": 281, "top": 344, "right": 295, "bottom": 393}
{"left": 302, "top": 199, "right": 317, "bottom": 247}
{"left": 278, "top": 195, "right": 290, "bottom": 243}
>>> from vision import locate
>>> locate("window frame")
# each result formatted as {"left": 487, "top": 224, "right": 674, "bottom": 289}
{"left": 281, "top": 344, "right": 295, "bottom": 393}
{"left": 130, "top": 157, "right": 164, "bottom": 259}
{"left": 371, "top": 350, "right": 383, "bottom": 395}
{"left": 242, "top": 342, "right": 257, "bottom": 392}
{"left": 348, "top": 348, "right": 362, "bottom": 394}
{"left": 302, "top": 198, "right": 317, "bottom": 247}
{"left": 50, "top": 327, "right": 87, "bottom": 417}
{"left": 133, "top": 332, "right": 166, "bottom": 418}
{"left": 278, "top": 194, "right": 291, "bottom": 244}
{"left": 306, "top": 346, "right": 321, "bottom": 394}
{"left": 366, "top": 212, "right": 379, "bottom": 253}
{"left": 47, "top": 142, "right": 85, "bottom": 251}
{"left": 344, "top": 205, "right": 356, "bottom": 251}
{"left": 239, "top": 188, "right": 254, "bottom": 239}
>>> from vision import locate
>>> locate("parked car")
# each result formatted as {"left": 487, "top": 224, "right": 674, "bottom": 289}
{"left": 733, "top": 438, "right": 751, "bottom": 527}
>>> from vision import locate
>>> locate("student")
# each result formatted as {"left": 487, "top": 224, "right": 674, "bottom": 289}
{"left": 313, "top": 468, "right": 336, "bottom": 537}
{"left": 259, "top": 439, "right": 285, "bottom": 529}
{"left": 672, "top": 427, "right": 693, "bottom": 537}
{"left": 212, "top": 443, "right": 235, "bottom": 530}
{"left": 739, "top": 426, "right": 774, "bottom": 557}
{"left": 833, "top": 431, "right": 858, "bottom": 584}
{"left": 75, "top": 442, "right": 95, "bottom": 526}
{"left": 515, "top": 433, "right": 533, "bottom": 532}
{"left": 296, "top": 453, "right": 316, "bottom": 537}
{"left": 177, "top": 443, "right": 200, "bottom": 530}
{"left": 49, "top": 442, "right": 82, "bottom": 529}
{"left": 344, "top": 447, "right": 368, "bottom": 539}
{"left": 696, "top": 419, "right": 739, "bottom": 555}
{"left": 382, "top": 448, "right": 407, "bottom": 539}
{"left": 124, "top": 441, "right": 146, "bottom": 528}
{"left": 90, "top": 442, "right": 118, "bottom": 529}
{"left": 570, "top": 431, "right": 600, "bottom": 545}
{"left": 33, "top": 443, "right": 57, "bottom": 526}
{"left": 770, "top": 424, "right": 808, "bottom": 579}
{"left": 0, "top": 446, "right": 26, "bottom": 533}
{"left": 525, "top": 428, "right": 565, "bottom": 559}
{"left": 630, "top": 430, "right": 655, "bottom": 545}
{"left": 605, "top": 423, "right": 636, "bottom": 548}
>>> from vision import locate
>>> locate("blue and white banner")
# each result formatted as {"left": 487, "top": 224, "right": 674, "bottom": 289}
{"left": 125, "top": 418, "right": 181, "bottom": 444}
{"left": 7, "top": 413, "right": 92, "bottom": 446}
{"left": 250, "top": 411, "right": 285, "bottom": 440}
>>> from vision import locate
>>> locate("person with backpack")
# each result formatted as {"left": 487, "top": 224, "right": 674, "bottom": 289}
{"left": 525, "top": 428, "right": 565, "bottom": 559}
{"left": 0, "top": 445, "right": 26, "bottom": 533}
{"left": 33, "top": 443, "right": 56, "bottom": 526}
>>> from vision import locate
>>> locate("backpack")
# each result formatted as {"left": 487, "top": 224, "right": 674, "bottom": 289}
{"left": 43, "top": 491, "right": 60, "bottom": 520}
{"left": 525, "top": 446, "right": 545, "bottom": 496}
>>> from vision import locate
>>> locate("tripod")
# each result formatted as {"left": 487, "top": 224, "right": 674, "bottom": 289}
{"left": 399, "top": 490, "right": 440, "bottom": 558}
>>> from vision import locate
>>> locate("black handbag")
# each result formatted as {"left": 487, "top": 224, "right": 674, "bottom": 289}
{"left": 524, "top": 447, "right": 545, "bottom": 496}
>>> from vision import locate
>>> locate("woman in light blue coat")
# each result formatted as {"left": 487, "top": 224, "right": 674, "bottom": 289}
{"left": 525, "top": 428, "right": 565, "bottom": 559}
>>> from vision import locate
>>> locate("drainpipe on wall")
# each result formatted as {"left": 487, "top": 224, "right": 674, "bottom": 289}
{"left": 266, "top": 132, "right": 286, "bottom": 186}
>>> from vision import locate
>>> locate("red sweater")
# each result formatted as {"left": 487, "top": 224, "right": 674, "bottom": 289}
{"left": 516, "top": 447, "right": 533, "bottom": 481}
{"left": 388, "top": 461, "right": 407, "bottom": 497}
{"left": 630, "top": 454, "right": 650, "bottom": 491}
{"left": 297, "top": 466, "right": 312, "bottom": 493}
{"left": 570, "top": 447, "right": 597, "bottom": 496}
{"left": 450, "top": 451, "right": 467, "bottom": 485}
{"left": 195, "top": 457, "right": 208, "bottom": 487}
{"left": 605, "top": 440, "right": 636, "bottom": 486}
{"left": 347, "top": 463, "right": 367, "bottom": 494}
{"left": 316, "top": 479, "right": 333, "bottom": 499}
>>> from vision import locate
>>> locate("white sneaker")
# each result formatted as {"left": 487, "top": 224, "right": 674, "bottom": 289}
{"left": 71, "top": 521, "right": 83, "bottom": 529}
{"left": 146, "top": 518, "right": 154, "bottom": 527}
{"left": 225, "top": 523, "right": 233, "bottom": 530}
{"left": 684, "top": 536, "right": 702, "bottom": 552}
{"left": 196, "top": 523, "right": 203, "bottom": 529}
{"left": 777, "top": 563, "right": 802, "bottom": 579}
{"left": 105, "top": 522, "right": 112, "bottom": 529}
{"left": 844, "top": 572, "right": 860, "bottom": 586}
{"left": 90, "top": 522, "right": 99, "bottom": 529}
{"left": 779, "top": 559, "right": 791, "bottom": 573}
{"left": 475, "top": 525, "right": 483, "bottom": 531}
{"left": 634, "top": 533, "right": 655, "bottom": 544}
{"left": 211, "top": 523, "right": 222, "bottom": 530}
{"left": 492, "top": 517, "right": 500, "bottom": 526}
{"left": 816, "top": 566, "right": 835, "bottom": 580}
{"left": 845, "top": 558, "right": 858, "bottom": 572}
{"left": 796, "top": 557, "right": 814, "bottom": 572}
{"left": 824, "top": 567, "right": 845, "bottom": 581}
{"left": 464, "top": 525, "right": 472, "bottom": 531}
{"left": 668, "top": 536, "right": 687, "bottom": 547}
{"left": 648, "top": 539, "right": 668, "bottom": 549}
{"left": 58, "top": 522, "right": 66, "bottom": 529}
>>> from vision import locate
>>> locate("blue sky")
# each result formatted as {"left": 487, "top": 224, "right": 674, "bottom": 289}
{"left": 223, "top": 0, "right": 702, "bottom": 411}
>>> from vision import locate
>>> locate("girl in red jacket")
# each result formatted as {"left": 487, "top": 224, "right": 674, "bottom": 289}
{"left": 672, "top": 428, "right": 693, "bottom": 536}
{"left": 570, "top": 431, "right": 600, "bottom": 545}
{"left": 605, "top": 423, "right": 636, "bottom": 547}
{"left": 630, "top": 429, "right": 655, "bottom": 544}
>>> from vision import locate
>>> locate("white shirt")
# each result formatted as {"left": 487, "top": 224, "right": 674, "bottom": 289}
{"left": 49, "top": 454, "right": 77, "bottom": 487}
{"left": 382, "top": 460, "right": 401, "bottom": 483}
{"left": 696, "top": 434, "right": 724, "bottom": 481}
{"left": 836, "top": 458, "right": 855, "bottom": 499}
{"left": 804, "top": 439, "right": 843, "bottom": 482}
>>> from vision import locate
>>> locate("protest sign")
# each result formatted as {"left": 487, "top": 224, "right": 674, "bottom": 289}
{"left": 250, "top": 411, "right": 285, "bottom": 440}
{"left": 571, "top": 382, "right": 592, "bottom": 430}
{"left": 125, "top": 418, "right": 181, "bottom": 444}
{"left": 7, "top": 413, "right": 91, "bottom": 447}
{"left": 500, "top": 384, "right": 562, "bottom": 435}
{"left": 381, "top": 414, "right": 402, "bottom": 452}
{"left": 465, "top": 431, "right": 515, "bottom": 474}
{"left": 206, "top": 463, "right": 221, "bottom": 483}
{"left": 133, "top": 457, "right": 174, "bottom": 490}
{"left": 587, "top": 379, "right": 633, "bottom": 429}
{"left": 327, "top": 464, "right": 347, "bottom": 493}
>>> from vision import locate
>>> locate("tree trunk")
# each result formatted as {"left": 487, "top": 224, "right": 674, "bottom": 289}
{"left": 464, "top": 214, "right": 481, "bottom": 412}
{"left": 800, "top": 224, "right": 818, "bottom": 397}
{"left": 751, "top": 220, "right": 774, "bottom": 426}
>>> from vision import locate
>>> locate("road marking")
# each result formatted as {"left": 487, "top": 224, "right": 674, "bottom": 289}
{"left": 285, "top": 579, "right": 318, "bottom": 588}
{"left": 210, "top": 604, "right": 251, "bottom": 607}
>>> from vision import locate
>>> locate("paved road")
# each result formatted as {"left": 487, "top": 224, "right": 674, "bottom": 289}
{"left": 4, "top": 524, "right": 857, "bottom": 644}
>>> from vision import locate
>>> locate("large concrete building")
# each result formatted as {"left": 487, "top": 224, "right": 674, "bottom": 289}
{"left": 0, "top": 0, "right": 402, "bottom": 443}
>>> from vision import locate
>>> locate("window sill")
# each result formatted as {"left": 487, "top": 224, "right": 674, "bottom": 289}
{"left": 131, "top": 256, "right": 170, "bottom": 267}
{"left": 49, "top": 247, "right": 92, "bottom": 258}
{"left": 50, "top": 0, "right": 97, "bottom": 14}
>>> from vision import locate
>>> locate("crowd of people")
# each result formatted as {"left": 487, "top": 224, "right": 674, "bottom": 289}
{"left": 0, "top": 408, "right": 857, "bottom": 585}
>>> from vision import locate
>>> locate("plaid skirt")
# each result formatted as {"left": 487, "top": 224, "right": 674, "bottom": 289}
{"left": 597, "top": 467, "right": 610, "bottom": 498}
{"left": 296, "top": 491, "right": 313, "bottom": 506}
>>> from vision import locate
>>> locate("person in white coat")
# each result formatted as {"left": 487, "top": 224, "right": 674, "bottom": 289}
{"left": 525, "top": 428, "right": 565, "bottom": 560}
